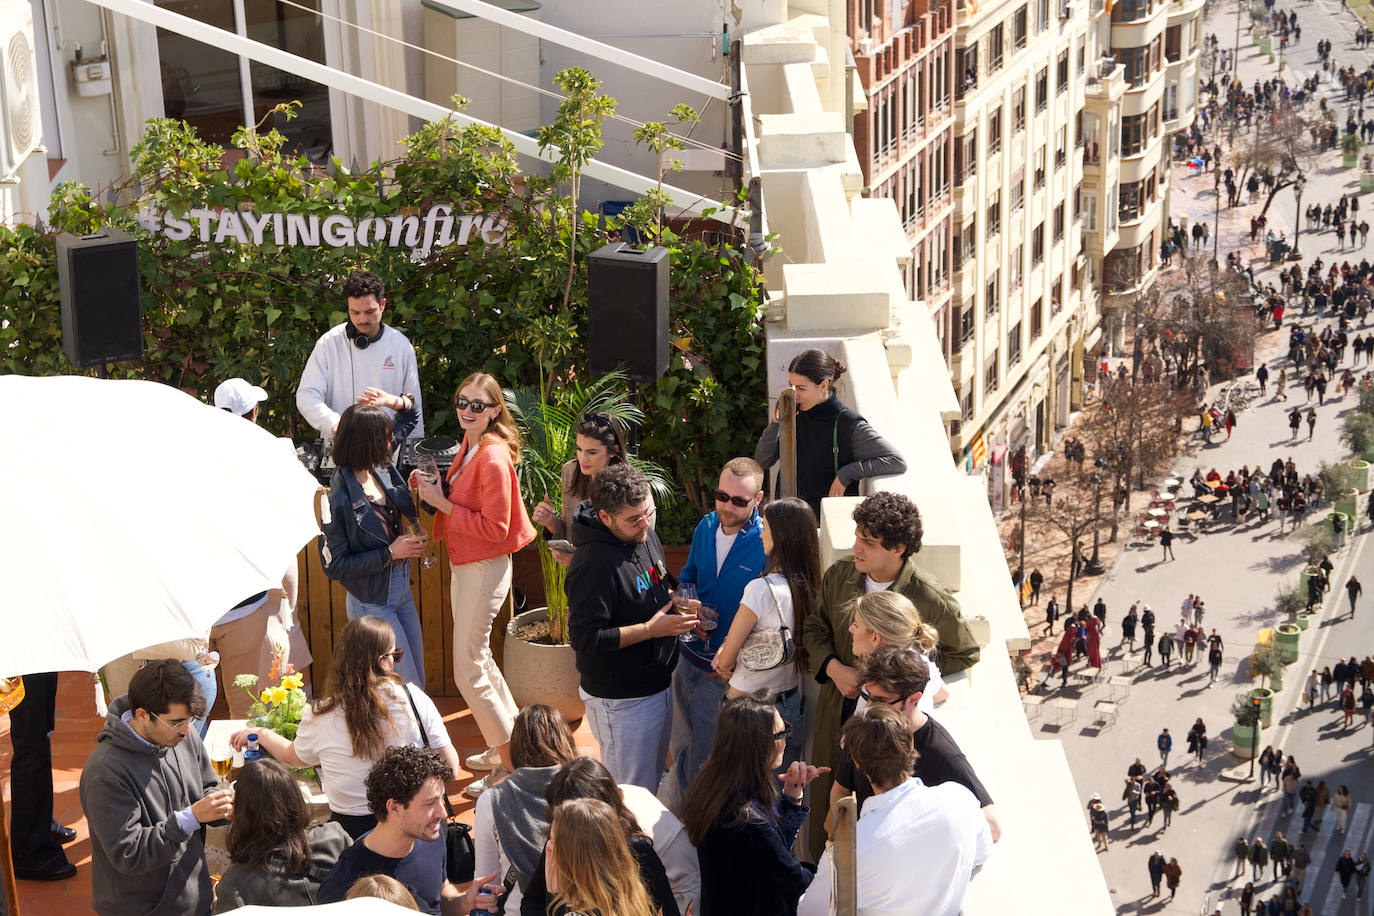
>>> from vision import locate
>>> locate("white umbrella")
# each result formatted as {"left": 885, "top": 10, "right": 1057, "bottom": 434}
{"left": 0, "top": 374, "right": 322, "bottom": 674}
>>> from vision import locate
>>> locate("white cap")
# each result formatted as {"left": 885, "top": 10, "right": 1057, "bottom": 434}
{"left": 214, "top": 378, "right": 267, "bottom": 416}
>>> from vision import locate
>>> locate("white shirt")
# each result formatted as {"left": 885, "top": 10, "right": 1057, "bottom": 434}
{"left": 797, "top": 778, "right": 992, "bottom": 916}
{"left": 714, "top": 527, "right": 739, "bottom": 574}
{"left": 863, "top": 575, "right": 895, "bottom": 594}
{"left": 730, "top": 574, "right": 801, "bottom": 696}
{"left": 292, "top": 680, "right": 450, "bottom": 815}
{"left": 621, "top": 784, "right": 701, "bottom": 916}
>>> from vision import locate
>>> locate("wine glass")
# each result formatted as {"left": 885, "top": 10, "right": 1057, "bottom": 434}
{"left": 418, "top": 454, "right": 441, "bottom": 486}
{"left": 402, "top": 516, "right": 437, "bottom": 570}
{"left": 675, "top": 584, "right": 700, "bottom": 644}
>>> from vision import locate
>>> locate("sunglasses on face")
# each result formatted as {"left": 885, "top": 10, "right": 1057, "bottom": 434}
{"left": 454, "top": 396, "right": 497, "bottom": 412}
{"left": 382, "top": 648, "right": 405, "bottom": 663}
{"left": 714, "top": 489, "right": 754, "bottom": 508}
{"left": 773, "top": 723, "right": 794, "bottom": 742}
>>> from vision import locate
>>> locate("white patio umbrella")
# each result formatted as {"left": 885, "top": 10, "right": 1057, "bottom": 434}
{"left": 0, "top": 374, "right": 323, "bottom": 675}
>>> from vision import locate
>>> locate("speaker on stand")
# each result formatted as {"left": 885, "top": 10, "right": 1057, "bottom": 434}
{"left": 55, "top": 228, "right": 144, "bottom": 376}
{"left": 587, "top": 242, "right": 671, "bottom": 455}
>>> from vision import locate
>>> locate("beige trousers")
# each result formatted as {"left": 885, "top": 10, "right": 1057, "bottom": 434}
{"left": 450, "top": 555, "right": 518, "bottom": 747}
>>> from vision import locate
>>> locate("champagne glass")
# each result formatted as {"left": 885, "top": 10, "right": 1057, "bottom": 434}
{"left": 418, "top": 454, "right": 441, "bottom": 486}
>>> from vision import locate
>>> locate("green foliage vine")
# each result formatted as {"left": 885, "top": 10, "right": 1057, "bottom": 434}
{"left": 0, "top": 88, "right": 769, "bottom": 543}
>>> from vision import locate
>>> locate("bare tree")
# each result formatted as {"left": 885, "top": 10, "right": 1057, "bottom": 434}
{"left": 1229, "top": 106, "right": 1324, "bottom": 221}
{"left": 1029, "top": 466, "right": 1107, "bottom": 614}
{"left": 1148, "top": 254, "right": 1257, "bottom": 385}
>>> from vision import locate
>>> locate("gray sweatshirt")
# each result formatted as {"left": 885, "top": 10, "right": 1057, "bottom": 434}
{"left": 79, "top": 696, "right": 218, "bottom": 916}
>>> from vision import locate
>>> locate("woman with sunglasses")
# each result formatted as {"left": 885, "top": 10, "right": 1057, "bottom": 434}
{"left": 531, "top": 412, "right": 626, "bottom": 562}
{"left": 230, "top": 616, "right": 458, "bottom": 839}
{"left": 320, "top": 403, "right": 427, "bottom": 686}
{"left": 712, "top": 497, "right": 819, "bottom": 773}
{"left": 754, "top": 348, "right": 906, "bottom": 518}
{"left": 415, "top": 372, "right": 536, "bottom": 798}
{"left": 682, "top": 693, "right": 826, "bottom": 916}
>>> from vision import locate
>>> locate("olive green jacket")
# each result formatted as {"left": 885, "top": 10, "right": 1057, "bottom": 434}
{"left": 802, "top": 555, "right": 981, "bottom": 776}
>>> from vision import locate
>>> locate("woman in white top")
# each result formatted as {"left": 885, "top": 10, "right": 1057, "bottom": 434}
{"left": 230, "top": 615, "right": 458, "bottom": 839}
{"left": 713, "top": 497, "right": 821, "bottom": 772}
{"left": 848, "top": 590, "right": 950, "bottom": 713}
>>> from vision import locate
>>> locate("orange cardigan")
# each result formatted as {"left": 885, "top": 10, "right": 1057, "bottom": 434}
{"left": 434, "top": 434, "right": 536, "bottom": 566}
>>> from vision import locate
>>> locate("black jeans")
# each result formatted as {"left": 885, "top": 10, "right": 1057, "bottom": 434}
{"left": 331, "top": 810, "right": 379, "bottom": 840}
{"left": 7, "top": 672, "right": 67, "bottom": 869}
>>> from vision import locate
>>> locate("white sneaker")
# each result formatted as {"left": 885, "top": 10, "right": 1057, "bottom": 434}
{"left": 463, "top": 767, "right": 509, "bottom": 800}
{"left": 463, "top": 747, "right": 502, "bottom": 771}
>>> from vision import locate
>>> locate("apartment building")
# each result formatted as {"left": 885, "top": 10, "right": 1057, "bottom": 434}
{"left": 943, "top": 0, "right": 1096, "bottom": 503}
{"left": 1081, "top": 0, "right": 1204, "bottom": 354}
{"left": 847, "top": 0, "right": 956, "bottom": 315}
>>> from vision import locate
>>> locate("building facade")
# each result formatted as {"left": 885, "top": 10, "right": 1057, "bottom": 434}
{"left": 847, "top": 0, "right": 957, "bottom": 320}
{"left": 944, "top": 0, "right": 1096, "bottom": 500}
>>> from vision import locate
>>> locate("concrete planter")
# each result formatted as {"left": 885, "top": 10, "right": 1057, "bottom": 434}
{"left": 1249, "top": 687, "right": 1275, "bottom": 728}
{"left": 1296, "top": 613, "right": 1311, "bottom": 630}
{"left": 1337, "top": 489, "right": 1359, "bottom": 522}
{"left": 1352, "top": 460, "right": 1371, "bottom": 493}
{"left": 1363, "top": 172, "right": 1374, "bottom": 194}
{"left": 1232, "top": 721, "right": 1262, "bottom": 759}
{"left": 1275, "top": 624, "right": 1301, "bottom": 664}
{"left": 502, "top": 608, "right": 584, "bottom": 723}
{"left": 1301, "top": 565, "right": 1323, "bottom": 593}
{"left": 1346, "top": 151, "right": 1361, "bottom": 169}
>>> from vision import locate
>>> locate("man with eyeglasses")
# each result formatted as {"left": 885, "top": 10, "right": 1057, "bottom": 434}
{"left": 296, "top": 269, "right": 422, "bottom": 437}
{"left": 831, "top": 646, "right": 1000, "bottom": 845}
{"left": 80, "top": 659, "right": 230, "bottom": 915}
{"left": 802, "top": 491, "right": 981, "bottom": 857}
{"left": 657, "top": 457, "right": 768, "bottom": 813}
{"left": 568, "top": 463, "right": 698, "bottom": 791}
{"left": 798, "top": 704, "right": 992, "bottom": 916}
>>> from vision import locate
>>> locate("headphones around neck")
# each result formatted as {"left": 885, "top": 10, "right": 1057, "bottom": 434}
{"left": 346, "top": 321, "right": 384, "bottom": 350}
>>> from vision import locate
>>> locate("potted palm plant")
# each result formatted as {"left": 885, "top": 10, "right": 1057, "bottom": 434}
{"left": 1231, "top": 692, "right": 1263, "bottom": 759}
{"left": 1344, "top": 132, "right": 1363, "bottom": 169}
{"left": 500, "top": 373, "right": 673, "bottom": 721}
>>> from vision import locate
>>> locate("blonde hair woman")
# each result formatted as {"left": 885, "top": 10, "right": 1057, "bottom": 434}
{"left": 415, "top": 372, "right": 536, "bottom": 797}
{"left": 849, "top": 591, "right": 950, "bottom": 711}
{"left": 544, "top": 798, "right": 657, "bottom": 916}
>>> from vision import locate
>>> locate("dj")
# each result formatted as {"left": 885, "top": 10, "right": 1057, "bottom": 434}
{"left": 296, "top": 270, "right": 423, "bottom": 438}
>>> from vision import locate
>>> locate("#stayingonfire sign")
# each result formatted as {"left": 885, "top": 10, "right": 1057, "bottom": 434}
{"left": 135, "top": 205, "right": 507, "bottom": 255}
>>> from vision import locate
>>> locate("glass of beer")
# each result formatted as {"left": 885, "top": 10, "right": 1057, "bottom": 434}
{"left": 209, "top": 742, "right": 234, "bottom": 787}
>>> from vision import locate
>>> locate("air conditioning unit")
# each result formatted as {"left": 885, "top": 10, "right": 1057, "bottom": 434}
{"left": 0, "top": 2, "right": 40, "bottom": 178}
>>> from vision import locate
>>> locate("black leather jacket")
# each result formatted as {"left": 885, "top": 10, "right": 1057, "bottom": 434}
{"left": 319, "top": 464, "right": 418, "bottom": 604}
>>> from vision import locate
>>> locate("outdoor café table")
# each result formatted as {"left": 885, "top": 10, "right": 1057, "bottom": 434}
{"left": 201, "top": 719, "right": 330, "bottom": 872}
{"left": 1206, "top": 480, "right": 1222, "bottom": 489}
{"left": 1147, "top": 507, "right": 1168, "bottom": 518}
{"left": 1197, "top": 493, "right": 1219, "bottom": 504}
{"left": 1163, "top": 478, "right": 1182, "bottom": 488}
{"left": 1143, "top": 520, "right": 1160, "bottom": 532}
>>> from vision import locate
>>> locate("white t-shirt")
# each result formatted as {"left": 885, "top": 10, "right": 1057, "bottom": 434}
{"left": 714, "top": 528, "right": 739, "bottom": 574}
{"left": 730, "top": 574, "right": 801, "bottom": 696}
{"left": 621, "top": 785, "right": 701, "bottom": 916}
{"left": 864, "top": 575, "right": 896, "bottom": 594}
{"left": 292, "top": 679, "right": 451, "bottom": 815}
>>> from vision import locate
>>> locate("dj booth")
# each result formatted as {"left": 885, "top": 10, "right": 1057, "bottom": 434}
{"left": 287, "top": 436, "right": 535, "bottom": 699}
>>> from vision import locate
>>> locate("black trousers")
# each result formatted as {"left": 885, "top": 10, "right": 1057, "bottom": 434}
{"left": 8, "top": 672, "right": 67, "bottom": 869}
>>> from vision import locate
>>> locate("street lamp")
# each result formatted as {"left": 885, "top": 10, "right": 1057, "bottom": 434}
{"left": 1084, "top": 457, "right": 1109, "bottom": 575}
{"left": 1291, "top": 173, "right": 1306, "bottom": 259}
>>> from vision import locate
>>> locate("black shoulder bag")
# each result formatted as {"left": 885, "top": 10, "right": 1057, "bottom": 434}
{"left": 404, "top": 684, "right": 476, "bottom": 884}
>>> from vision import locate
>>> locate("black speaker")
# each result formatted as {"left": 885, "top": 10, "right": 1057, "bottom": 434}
{"left": 588, "top": 242, "right": 670, "bottom": 382}
{"left": 56, "top": 228, "right": 144, "bottom": 369}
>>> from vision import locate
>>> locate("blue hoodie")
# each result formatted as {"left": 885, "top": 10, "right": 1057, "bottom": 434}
{"left": 678, "top": 510, "right": 767, "bottom": 670}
